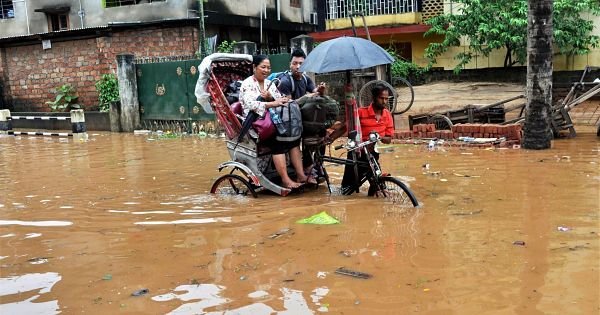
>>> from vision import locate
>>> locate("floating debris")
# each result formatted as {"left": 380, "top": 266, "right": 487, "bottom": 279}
{"left": 131, "top": 288, "right": 149, "bottom": 296}
{"left": 453, "top": 173, "right": 480, "bottom": 178}
{"left": 268, "top": 228, "right": 292, "bottom": 239}
{"left": 296, "top": 212, "right": 339, "bottom": 225}
{"left": 451, "top": 210, "right": 483, "bottom": 216}
{"left": 334, "top": 267, "right": 372, "bottom": 279}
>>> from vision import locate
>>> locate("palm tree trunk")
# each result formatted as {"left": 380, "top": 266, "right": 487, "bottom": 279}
{"left": 523, "top": 0, "right": 553, "bottom": 149}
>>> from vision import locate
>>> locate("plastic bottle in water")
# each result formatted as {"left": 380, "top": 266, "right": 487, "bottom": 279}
{"left": 428, "top": 139, "right": 436, "bottom": 151}
{"left": 269, "top": 108, "right": 287, "bottom": 134}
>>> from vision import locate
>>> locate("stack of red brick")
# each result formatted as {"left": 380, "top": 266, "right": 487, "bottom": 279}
{"left": 393, "top": 123, "right": 522, "bottom": 143}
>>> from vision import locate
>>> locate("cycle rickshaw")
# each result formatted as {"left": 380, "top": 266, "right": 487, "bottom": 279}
{"left": 195, "top": 53, "right": 418, "bottom": 207}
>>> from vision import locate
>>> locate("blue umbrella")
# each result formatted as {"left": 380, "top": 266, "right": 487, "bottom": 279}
{"left": 300, "top": 36, "right": 394, "bottom": 74}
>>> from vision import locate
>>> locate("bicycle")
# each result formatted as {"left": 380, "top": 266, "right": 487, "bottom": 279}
{"left": 311, "top": 130, "right": 419, "bottom": 207}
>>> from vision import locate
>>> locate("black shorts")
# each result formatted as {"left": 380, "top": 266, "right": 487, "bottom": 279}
{"left": 263, "top": 137, "right": 301, "bottom": 155}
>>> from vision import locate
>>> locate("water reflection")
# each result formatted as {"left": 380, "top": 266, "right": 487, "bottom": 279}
{"left": 0, "top": 272, "right": 62, "bottom": 315}
{"left": 152, "top": 283, "right": 329, "bottom": 314}
{"left": 1, "top": 130, "right": 598, "bottom": 314}
{"left": 0, "top": 220, "right": 73, "bottom": 227}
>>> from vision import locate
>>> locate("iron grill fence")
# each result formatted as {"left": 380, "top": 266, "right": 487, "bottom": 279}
{"left": 326, "top": 0, "right": 420, "bottom": 19}
{"left": 0, "top": 0, "right": 14, "bottom": 19}
{"left": 105, "top": 0, "right": 165, "bottom": 8}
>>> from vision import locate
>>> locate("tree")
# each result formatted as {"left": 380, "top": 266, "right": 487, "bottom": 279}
{"left": 523, "top": 0, "right": 554, "bottom": 149}
{"left": 424, "top": 0, "right": 599, "bottom": 73}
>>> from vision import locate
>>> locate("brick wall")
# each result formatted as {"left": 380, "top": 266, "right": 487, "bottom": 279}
{"left": 0, "top": 48, "right": 6, "bottom": 110}
{"left": 3, "top": 25, "right": 198, "bottom": 112}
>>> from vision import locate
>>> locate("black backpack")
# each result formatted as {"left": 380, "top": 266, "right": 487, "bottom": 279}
{"left": 275, "top": 100, "right": 303, "bottom": 142}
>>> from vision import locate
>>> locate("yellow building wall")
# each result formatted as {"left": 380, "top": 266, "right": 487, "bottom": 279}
{"left": 326, "top": 13, "right": 421, "bottom": 30}
{"left": 425, "top": 11, "right": 600, "bottom": 71}
{"left": 326, "top": 11, "right": 599, "bottom": 71}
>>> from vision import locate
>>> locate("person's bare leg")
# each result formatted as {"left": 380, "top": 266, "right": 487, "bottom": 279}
{"left": 272, "top": 153, "right": 301, "bottom": 189}
{"left": 289, "top": 146, "right": 315, "bottom": 184}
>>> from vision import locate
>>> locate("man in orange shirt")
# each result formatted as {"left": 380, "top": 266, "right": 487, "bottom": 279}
{"left": 329, "top": 84, "right": 394, "bottom": 195}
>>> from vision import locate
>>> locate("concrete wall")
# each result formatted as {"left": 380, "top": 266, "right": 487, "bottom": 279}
{"left": 1, "top": 25, "right": 198, "bottom": 112}
{"left": 0, "top": 0, "right": 188, "bottom": 37}
{"left": 0, "top": 0, "right": 314, "bottom": 38}
{"left": 9, "top": 111, "right": 111, "bottom": 131}
{"left": 205, "top": 0, "right": 314, "bottom": 24}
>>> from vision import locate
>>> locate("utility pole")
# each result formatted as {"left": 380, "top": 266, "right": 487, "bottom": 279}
{"left": 198, "top": 0, "right": 207, "bottom": 58}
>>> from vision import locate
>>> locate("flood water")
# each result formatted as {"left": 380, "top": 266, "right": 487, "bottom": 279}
{"left": 1, "top": 129, "right": 598, "bottom": 314}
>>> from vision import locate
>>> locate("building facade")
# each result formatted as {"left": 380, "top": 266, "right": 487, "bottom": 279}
{"left": 0, "top": 0, "right": 319, "bottom": 111}
{"left": 312, "top": 0, "right": 600, "bottom": 71}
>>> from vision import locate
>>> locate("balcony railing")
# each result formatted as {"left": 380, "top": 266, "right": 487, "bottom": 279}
{"left": 326, "top": 0, "right": 420, "bottom": 20}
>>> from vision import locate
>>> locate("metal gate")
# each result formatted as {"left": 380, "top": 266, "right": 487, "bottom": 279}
{"left": 136, "top": 58, "right": 213, "bottom": 131}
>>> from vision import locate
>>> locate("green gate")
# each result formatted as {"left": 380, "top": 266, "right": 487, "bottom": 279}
{"left": 268, "top": 53, "right": 291, "bottom": 73}
{"left": 136, "top": 58, "right": 214, "bottom": 126}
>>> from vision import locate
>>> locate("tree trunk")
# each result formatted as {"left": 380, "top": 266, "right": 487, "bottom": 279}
{"left": 523, "top": 0, "right": 553, "bottom": 149}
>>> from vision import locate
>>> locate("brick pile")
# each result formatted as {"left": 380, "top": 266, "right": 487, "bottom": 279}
{"left": 393, "top": 123, "right": 523, "bottom": 146}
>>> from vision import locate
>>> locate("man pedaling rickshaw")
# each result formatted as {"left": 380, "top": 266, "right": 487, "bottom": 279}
{"left": 326, "top": 84, "right": 394, "bottom": 195}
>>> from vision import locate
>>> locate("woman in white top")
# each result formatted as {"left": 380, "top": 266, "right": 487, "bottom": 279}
{"left": 239, "top": 55, "right": 308, "bottom": 189}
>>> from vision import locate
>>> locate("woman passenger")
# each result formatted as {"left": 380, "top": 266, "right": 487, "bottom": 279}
{"left": 239, "top": 55, "right": 308, "bottom": 189}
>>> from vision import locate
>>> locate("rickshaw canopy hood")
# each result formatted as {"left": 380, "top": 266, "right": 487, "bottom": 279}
{"left": 195, "top": 53, "right": 253, "bottom": 114}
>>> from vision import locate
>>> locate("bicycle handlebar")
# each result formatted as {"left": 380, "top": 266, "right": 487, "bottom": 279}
{"left": 334, "top": 138, "right": 378, "bottom": 151}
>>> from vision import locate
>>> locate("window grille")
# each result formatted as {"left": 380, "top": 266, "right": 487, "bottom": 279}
{"left": 422, "top": 0, "right": 444, "bottom": 21}
{"left": 105, "top": 0, "right": 165, "bottom": 8}
{"left": 326, "top": 0, "right": 419, "bottom": 20}
{"left": 0, "top": 0, "right": 14, "bottom": 19}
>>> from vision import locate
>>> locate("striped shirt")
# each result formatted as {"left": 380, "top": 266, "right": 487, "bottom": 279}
{"left": 358, "top": 104, "right": 394, "bottom": 141}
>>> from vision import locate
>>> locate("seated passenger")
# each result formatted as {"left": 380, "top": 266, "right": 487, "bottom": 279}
{"left": 239, "top": 55, "right": 309, "bottom": 189}
{"left": 277, "top": 49, "right": 328, "bottom": 185}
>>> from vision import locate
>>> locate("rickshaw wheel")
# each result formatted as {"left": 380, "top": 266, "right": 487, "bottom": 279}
{"left": 211, "top": 174, "right": 258, "bottom": 198}
{"left": 377, "top": 177, "right": 419, "bottom": 207}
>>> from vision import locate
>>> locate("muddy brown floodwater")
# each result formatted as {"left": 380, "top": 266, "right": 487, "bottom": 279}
{"left": 1, "top": 129, "right": 598, "bottom": 314}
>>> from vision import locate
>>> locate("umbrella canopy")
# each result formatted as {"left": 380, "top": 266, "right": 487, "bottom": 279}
{"left": 300, "top": 36, "right": 394, "bottom": 73}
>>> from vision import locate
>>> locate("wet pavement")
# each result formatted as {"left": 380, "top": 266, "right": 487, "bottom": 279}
{"left": 0, "top": 129, "right": 598, "bottom": 314}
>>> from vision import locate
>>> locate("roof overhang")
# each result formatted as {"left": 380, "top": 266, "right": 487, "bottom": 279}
{"left": 34, "top": 6, "right": 71, "bottom": 14}
{"left": 308, "top": 24, "right": 430, "bottom": 42}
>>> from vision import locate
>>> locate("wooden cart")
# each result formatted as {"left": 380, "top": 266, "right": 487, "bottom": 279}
{"left": 408, "top": 95, "right": 525, "bottom": 130}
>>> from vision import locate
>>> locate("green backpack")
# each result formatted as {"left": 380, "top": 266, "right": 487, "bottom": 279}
{"left": 297, "top": 95, "right": 340, "bottom": 137}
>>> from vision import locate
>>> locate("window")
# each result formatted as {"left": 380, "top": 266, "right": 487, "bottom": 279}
{"left": 48, "top": 13, "right": 69, "bottom": 31}
{"left": 104, "top": 0, "right": 165, "bottom": 8}
{"left": 0, "top": 0, "right": 14, "bottom": 19}
{"left": 290, "top": 0, "right": 301, "bottom": 8}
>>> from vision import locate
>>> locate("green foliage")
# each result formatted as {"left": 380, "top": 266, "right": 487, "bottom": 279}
{"left": 216, "top": 40, "right": 236, "bottom": 53}
{"left": 46, "top": 84, "right": 79, "bottom": 112}
{"left": 95, "top": 74, "right": 119, "bottom": 112}
{"left": 424, "top": 0, "right": 600, "bottom": 73}
{"left": 386, "top": 48, "right": 425, "bottom": 79}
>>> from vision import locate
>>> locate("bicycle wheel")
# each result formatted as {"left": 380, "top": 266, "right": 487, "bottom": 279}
{"left": 376, "top": 176, "right": 419, "bottom": 207}
{"left": 392, "top": 77, "right": 414, "bottom": 114}
{"left": 428, "top": 114, "right": 453, "bottom": 130}
{"left": 358, "top": 80, "right": 398, "bottom": 113}
{"left": 210, "top": 174, "right": 257, "bottom": 198}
